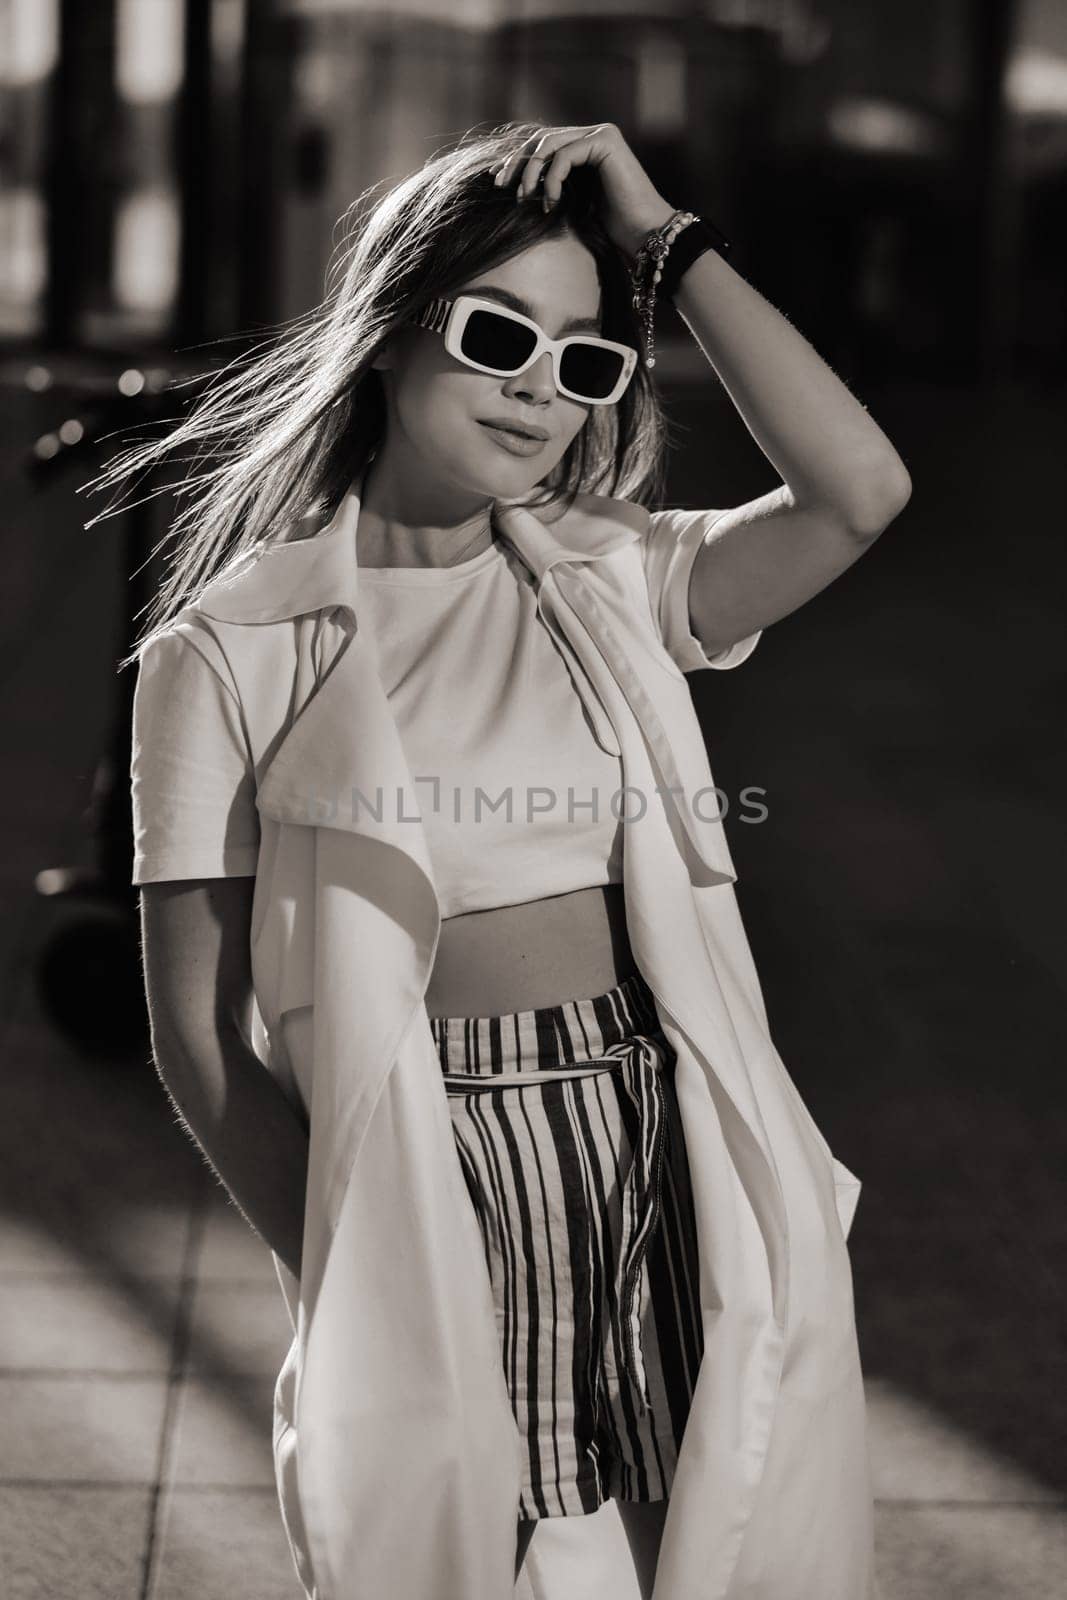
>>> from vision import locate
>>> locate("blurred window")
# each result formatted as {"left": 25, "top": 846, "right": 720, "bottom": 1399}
{"left": 0, "top": 0, "right": 59, "bottom": 337}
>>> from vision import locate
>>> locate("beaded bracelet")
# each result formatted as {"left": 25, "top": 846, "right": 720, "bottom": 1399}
{"left": 630, "top": 210, "right": 697, "bottom": 370}
{"left": 630, "top": 210, "right": 732, "bottom": 369}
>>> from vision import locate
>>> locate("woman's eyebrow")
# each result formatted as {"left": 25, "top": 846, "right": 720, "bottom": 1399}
{"left": 473, "top": 285, "right": 602, "bottom": 335}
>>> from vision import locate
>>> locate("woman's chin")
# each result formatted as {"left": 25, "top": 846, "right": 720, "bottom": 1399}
{"left": 465, "top": 457, "right": 541, "bottom": 498}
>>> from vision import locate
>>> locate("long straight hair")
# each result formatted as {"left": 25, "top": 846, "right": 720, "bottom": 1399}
{"left": 88, "top": 122, "right": 673, "bottom": 669}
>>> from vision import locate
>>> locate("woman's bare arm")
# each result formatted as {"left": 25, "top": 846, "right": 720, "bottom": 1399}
{"left": 139, "top": 877, "right": 308, "bottom": 1280}
{"left": 666, "top": 243, "right": 911, "bottom": 654}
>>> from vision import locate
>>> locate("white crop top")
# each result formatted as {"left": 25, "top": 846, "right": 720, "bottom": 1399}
{"left": 357, "top": 536, "right": 625, "bottom": 918}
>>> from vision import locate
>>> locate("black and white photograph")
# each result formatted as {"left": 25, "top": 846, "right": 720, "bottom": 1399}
{"left": 1, "top": 1, "right": 1064, "bottom": 1597}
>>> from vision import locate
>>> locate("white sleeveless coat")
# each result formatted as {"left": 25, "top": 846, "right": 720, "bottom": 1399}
{"left": 173, "top": 479, "right": 876, "bottom": 1600}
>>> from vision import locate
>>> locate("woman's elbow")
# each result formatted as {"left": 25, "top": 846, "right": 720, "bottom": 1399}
{"left": 846, "top": 460, "right": 913, "bottom": 541}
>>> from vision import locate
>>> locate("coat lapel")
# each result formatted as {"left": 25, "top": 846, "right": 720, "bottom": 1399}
{"left": 196, "top": 485, "right": 432, "bottom": 879}
{"left": 528, "top": 557, "right": 791, "bottom": 1319}
{"left": 539, "top": 564, "right": 740, "bottom": 887}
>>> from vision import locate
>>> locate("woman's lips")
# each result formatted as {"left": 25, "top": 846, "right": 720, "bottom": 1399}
{"left": 478, "top": 421, "right": 546, "bottom": 457}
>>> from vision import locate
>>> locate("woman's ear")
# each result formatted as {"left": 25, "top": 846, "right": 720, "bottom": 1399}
{"left": 372, "top": 323, "right": 419, "bottom": 373}
{"left": 370, "top": 325, "right": 404, "bottom": 372}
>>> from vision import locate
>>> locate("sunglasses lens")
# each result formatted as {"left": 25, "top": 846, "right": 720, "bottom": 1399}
{"left": 559, "top": 343, "right": 626, "bottom": 401}
{"left": 460, "top": 309, "right": 537, "bottom": 374}
{"left": 458, "top": 306, "right": 627, "bottom": 402}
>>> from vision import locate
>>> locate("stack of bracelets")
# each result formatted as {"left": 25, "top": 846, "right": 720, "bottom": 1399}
{"left": 630, "top": 210, "right": 732, "bottom": 369}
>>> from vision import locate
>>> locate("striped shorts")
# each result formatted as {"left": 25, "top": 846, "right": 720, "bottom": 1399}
{"left": 430, "top": 971, "right": 704, "bottom": 1520}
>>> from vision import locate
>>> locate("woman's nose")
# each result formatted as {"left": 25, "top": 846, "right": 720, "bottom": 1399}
{"left": 505, "top": 350, "right": 556, "bottom": 402}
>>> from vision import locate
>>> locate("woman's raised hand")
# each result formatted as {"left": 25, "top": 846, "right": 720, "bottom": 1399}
{"left": 489, "top": 123, "right": 676, "bottom": 259}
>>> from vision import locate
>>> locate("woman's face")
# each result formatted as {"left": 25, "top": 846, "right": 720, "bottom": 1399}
{"left": 373, "top": 231, "right": 604, "bottom": 501}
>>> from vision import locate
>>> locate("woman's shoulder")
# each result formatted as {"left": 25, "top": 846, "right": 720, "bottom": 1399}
{"left": 138, "top": 563, "right": 311, "bottom": 691}
{"left": 185, "top": 516, "right": 352, "bottom": 628}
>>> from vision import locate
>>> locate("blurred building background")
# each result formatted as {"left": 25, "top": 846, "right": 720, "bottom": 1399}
{"left": 4, "top": 0, "right": 1067, "bottom": 377}
{"left": 0, "top": 2, "right": 1064, "bottom": 1598}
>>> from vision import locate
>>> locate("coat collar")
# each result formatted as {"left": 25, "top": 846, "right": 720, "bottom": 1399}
{"left": 195, "top": 469, "right": 641, "bottom": 625}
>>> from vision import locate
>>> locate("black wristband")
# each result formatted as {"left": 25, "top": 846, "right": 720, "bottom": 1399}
{"left": 657, "top": 215, "right": 731, "bottom": 304}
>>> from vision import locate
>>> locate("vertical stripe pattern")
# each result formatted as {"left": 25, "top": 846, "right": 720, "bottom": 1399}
{"left": 430, "top": 971, "right": 704, "bottom": 1518}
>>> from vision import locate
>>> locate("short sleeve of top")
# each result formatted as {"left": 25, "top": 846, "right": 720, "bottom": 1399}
{"left": 641, "top": 506, "right": 763, "bottom": 674}
{"left": 130, "top": 624, "right": 260, "bottom": 886}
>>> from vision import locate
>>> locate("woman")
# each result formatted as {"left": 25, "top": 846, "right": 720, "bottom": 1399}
{"left": 110, "top": 122, "right": 909, "bottom": 1600}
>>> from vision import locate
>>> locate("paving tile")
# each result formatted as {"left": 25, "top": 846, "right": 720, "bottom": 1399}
{"left": 0, "top": 1010, "right": 202, "bottom": 1224}
{"left": 99, "top": 1203, "right": 196, "bottom": 1278}
{"left": 0, "top": 1374, "right": 168, "bottom": 1483}
{"left": 0, "top": 1204, "right": 194, "bottom": 1279}
{"left": 0, "top": 1484, "right": 151, "bottom": 1599}
{"left": 925, "top": 1387, "right": 1067, "bottom": 1495}
{"left": 184, "top": 1282, "right": 293, "bottom": 1377}
{"left": 0, "top": 1275, "right": 182, "bottom": 1373}
{"left": 149, "top": 1485, "right": 304, "bottom": 1600}
{"left": 875, "top": 1504, "right": 1067, "bottom": 1600}
{"left": 851, "top": 1216, "right": 1067, "bottom": 1400}
{"left": 857, "top": 1309, "right": 1064, "bottom": 1437}
{"left": 196, "top": 1191, "right": 279, "bottom": 1284}
{"left": 866, "top": 1379, "right": 1061, "bottom": 1504}
{"left": 0, "top": 1216, "right": 97, "bottom": 1276}
{"left": 166, "top": 1374, "right": 276, "bottom": 1487}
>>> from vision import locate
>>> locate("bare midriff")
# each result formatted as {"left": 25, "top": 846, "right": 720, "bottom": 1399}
{"left": 424, "top": 881, "right": 639, "bottom": 1020}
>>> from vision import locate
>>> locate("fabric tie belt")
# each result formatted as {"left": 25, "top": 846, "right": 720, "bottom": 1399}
{"left": 441, "top": 1030, "right": 672, "bottom": 1412}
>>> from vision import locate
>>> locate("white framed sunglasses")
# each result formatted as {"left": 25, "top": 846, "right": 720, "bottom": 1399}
{"left": 408, "top": 294, "right": 638, "bottom": 406}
